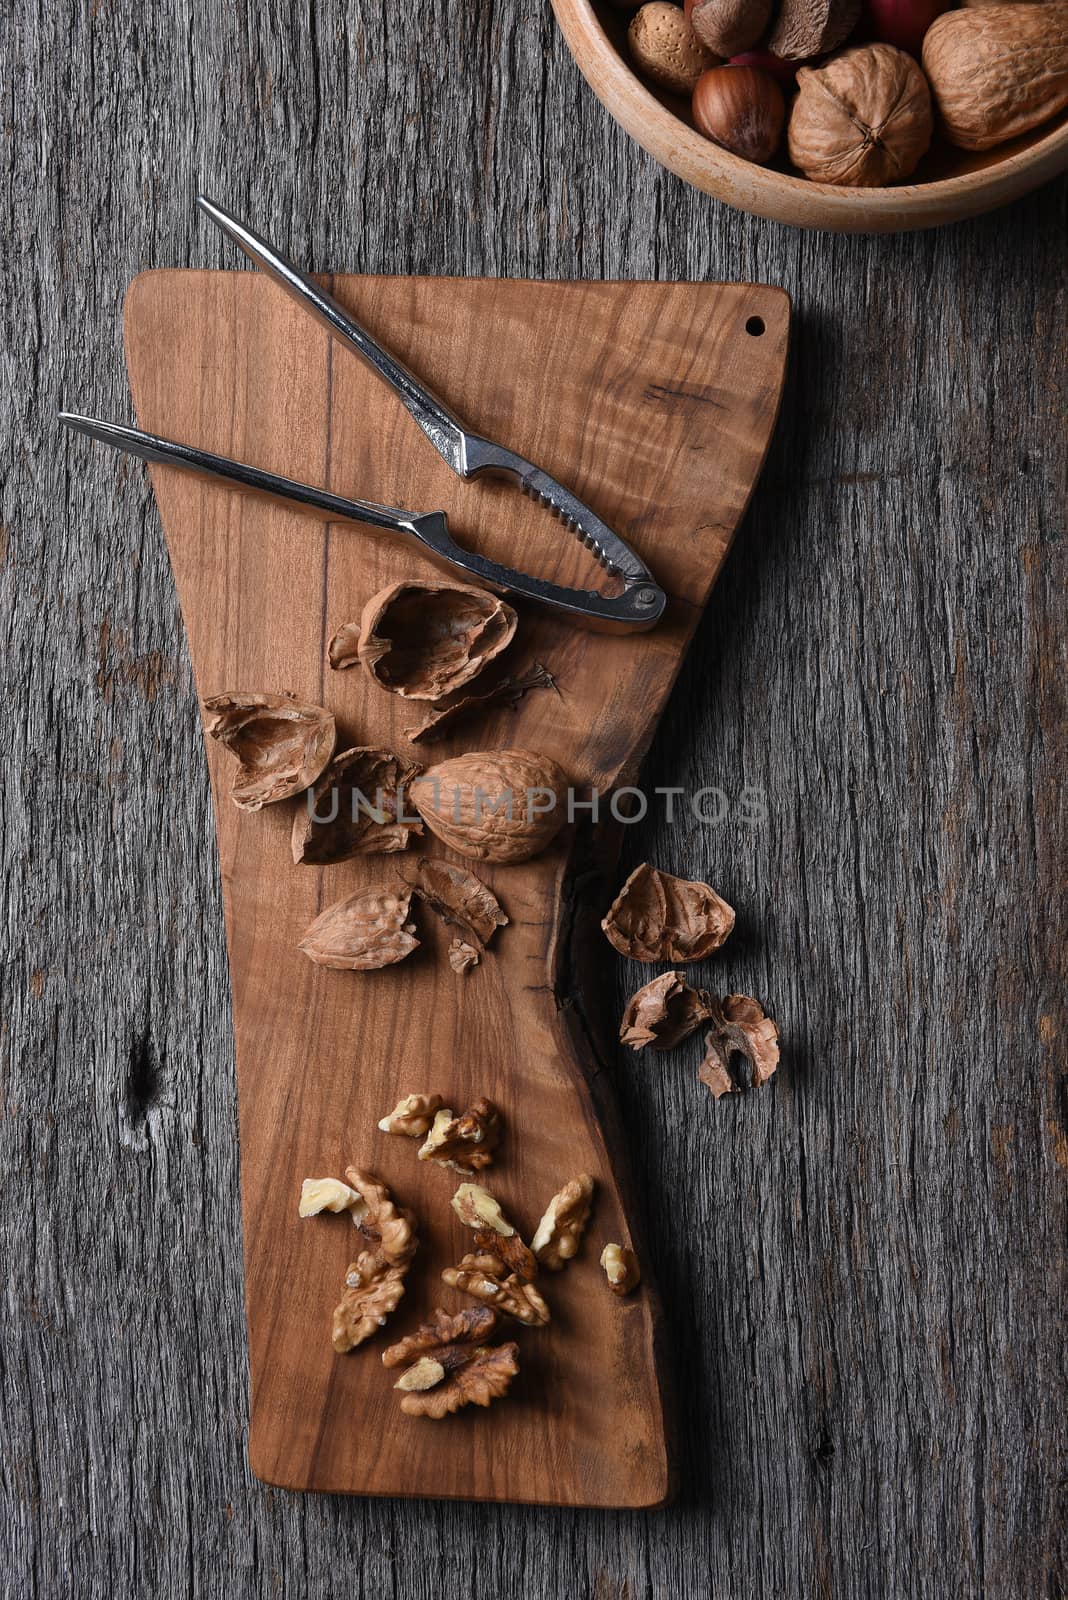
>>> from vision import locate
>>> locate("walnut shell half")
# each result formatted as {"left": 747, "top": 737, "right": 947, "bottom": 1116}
{"left": 348, "top": 581, "right": 517, "bottom": 702}
{"left": 602, "top": 864, "right": 735, "bottom": 963}
{"left": 788, "top": 45, "right": 932, "bottom": 186}
{"left": 291, "top": 746, "right": 422, "bottom": 865}
{"left": 620, "top": 971, "right": 713, "bottom": 1049}
{"left": 698, "top": 993, "right": 780, "bottom": 1098}
{"left": 299, "top": 888, "right": 419, "bottom": 971}
{"left": 398, "top": 857, "right": 508, "bottom": 948}
{"left": 203, "top": 691, "right": 335, "bottom": 811}
{"left": 411, "top": 750, "right": 569, "bottom": 864}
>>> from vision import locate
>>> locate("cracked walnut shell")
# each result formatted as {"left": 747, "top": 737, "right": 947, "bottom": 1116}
{"left": 399, "top": 857, "right": 508, "bottom": 949}
{"left": 442, "top": 1253, "right": 550, "bottom": 1326}
{"left": 299, "top": 888, "right": 419, "bottom": 971}
{"left": 291, "top": 746, "right": 422, "bottom": 865}
{"left": 410, "top": 750, "right": 569, "bottom": 864}
{"left": 788, "top": 45, "right": 932, "bottom": 186}
{"left": 602, "top": 864, "right": 735, "bottom": 963}
{"left": 418, "top": 1099, "right": 501, "bottom": 1172}
{"left": 620, "top": 972, "right": 713, "bottom": 1050}
{"left": 698, "top": 993, "right": 780, "bottom": 1099}
{"left": 531, "top": 1174, "right": 595, "bottom": 1271}
{"left": 202, "top": 691, "right": 335, "bottom": 810}
{"left": 346, "top": 580, "right": 517, "bottom": 701}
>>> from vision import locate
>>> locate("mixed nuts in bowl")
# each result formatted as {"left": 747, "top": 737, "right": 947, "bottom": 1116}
{"left": 552, "top": 0, "right": 1068, "bottom": 229}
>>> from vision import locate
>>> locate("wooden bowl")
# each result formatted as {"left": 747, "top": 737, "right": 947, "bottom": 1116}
{"left": 552, "top": 0, "right": 1068, "bottom": 232}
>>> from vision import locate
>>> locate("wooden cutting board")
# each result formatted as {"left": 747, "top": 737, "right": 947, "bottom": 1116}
{"left": 124, "top": 268, "right": 788, "bottom": 1507}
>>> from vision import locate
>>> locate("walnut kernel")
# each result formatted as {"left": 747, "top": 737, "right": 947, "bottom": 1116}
{"left": 600, "top": 1243, "right": 641, "bottom": 1296}
{"left": 531, "top": 1175, "right": 595, "bottom": 1270}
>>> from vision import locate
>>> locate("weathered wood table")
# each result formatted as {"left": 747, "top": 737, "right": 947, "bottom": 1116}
{"left": 3, "top": 4, "right": 1064, "bottom": 1596}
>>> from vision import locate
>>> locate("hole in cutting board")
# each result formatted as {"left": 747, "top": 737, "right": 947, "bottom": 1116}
{"left": 745, "top": 316, "right": 766, "bottom": 337}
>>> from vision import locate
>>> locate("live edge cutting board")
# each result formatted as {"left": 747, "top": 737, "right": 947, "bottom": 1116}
{"left": 124, "top": 268, "right": 788, "bottom": 1507}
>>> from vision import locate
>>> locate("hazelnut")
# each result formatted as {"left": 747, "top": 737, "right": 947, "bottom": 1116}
{"left": 685, "top": 0, "right": 772, "bottom": 58}
{"left": 788, "top": 43, "right": 932, "bottom": 185}
{"left": 692, "top": 65, "right": 786, "bottom": 164}
{"left": 628, "top": 2, "right": 719, "bottom": 96}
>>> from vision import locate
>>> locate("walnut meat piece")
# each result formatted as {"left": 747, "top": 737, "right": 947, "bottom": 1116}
{"left": 202, "top": 691, "right": 335, "bottom": 811}
{"left": 399, "top": 857, "right": 508, "bottom": 949}
{"left": 292, "top": 747, "right": 422, "bottom": 865}
{"left": 299, "top": 888, "right": 419, "bottom": 971}
{"left": 301, "top": 1167, "right": 417, "bottom": 1352}
{"left": 333, "top": 1251, "right": 409, "bottom": 1352}
{"left": 451, "top": 1183, "right": 539, "bottom": 1282}
{"left": 442, "top": 1253, "right": 551, "bottom": 1326}
{"left": 531, "top": 1174, "right": 595, "bottom": 1270}
{"left": 351, "top": 580, "right": 518, "bottom": 701}
{"left": 382, "top": 1304, "right": 501, "bottom": 1368}
{"left": 331, "top": 1168, "right": 419, "bottom": 1352}
{"left": 418, "top": 1099, "right": 501, "bottom": 1172}
{"left": 788, "top": 45, "right": 932, "bottom": 186}
{"left": 602, "top": 864, "right": 735, "bottom": 963}
{"left": 698, "top": 993, "right": 780, "bottom": 1098}
{"left": 377, "top": 1093, "right": 445, "bottom": 1138}
{"left": 451, "top": 1182, "right": 514, "bottom": 1235}
{"left": 383, "top": 1305, "right": 519, "bottom": 1418}
{"left": 298, "top": 1177, "right": 365, "bottom": 1217}
{"left": 600, "top": 1243, "right": 641, "bottom": 1296}
{"left": 620, "top": 972, "right": 713, "bottom": 1050}
{"left": 405, "top": 662, "right": 556, "bottom": 744}
{"left": 396, "top": 1343, "right": 520, "bottom": 1418}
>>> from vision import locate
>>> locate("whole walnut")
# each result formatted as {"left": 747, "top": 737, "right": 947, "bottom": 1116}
{"left": 788, "top": 44, "right": 933, "bottom": 186}
{"left": 410, "top": 749, "right": 569, "bottom": 864}
{"left": 922, "top": 5, "right": 1068, "bottom": 151}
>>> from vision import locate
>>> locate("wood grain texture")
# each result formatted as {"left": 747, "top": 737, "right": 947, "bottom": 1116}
{"left": 123, "top": 267, "right": 786, "bottom": 1504}
{"left": 1, "top": 0, "right": 1064, "bottom": 1593}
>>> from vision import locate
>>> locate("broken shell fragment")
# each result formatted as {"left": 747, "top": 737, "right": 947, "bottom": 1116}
{"left": 405, "top": 662, "right": 556, "bottom": 743}
{"left": 202, "top": 691, "right": 335, "bottom": 811}
{"left": 350, "top": 580, "right": 518, "bottom": 701}
{"left": 698, "top": 993, "right": 780, "bottom": 1098}
{"left": 291, "top": 746, "right": 423, "bottom": 865}
{"left": 299, "top": 888, "right": 419, "bottom": 971}
{"left": 327, "top": 621, "right": 362, "bottom": 671}
{"left": 448, "top": 939, "right": 480, "bottom": 973}
{"left": 600, "top": 1242, "right": 641, "bottom": 1296}
{"left": 619, "top": 971, "right": 714, "bottom": 1050}
{"left": 399, "top": 857, "right": 508, "bottom": 949}
{"left": 602, "top": 864, "right": 735, "bottom": 963}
